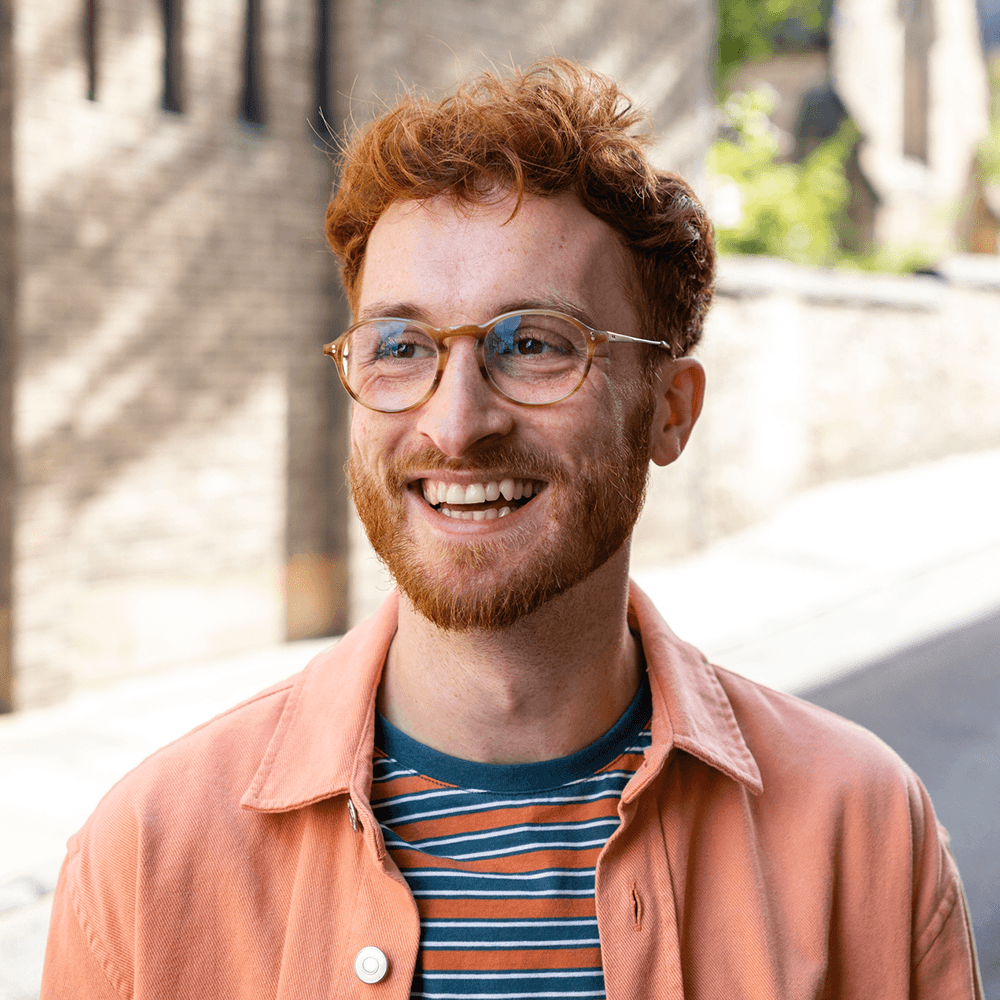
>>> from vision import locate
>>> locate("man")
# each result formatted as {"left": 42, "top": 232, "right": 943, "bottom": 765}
{"left": 42, "top": 59, "right": 981, "bottom": 998}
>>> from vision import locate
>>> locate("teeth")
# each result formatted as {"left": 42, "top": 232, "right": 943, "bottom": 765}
{"left": 464, "top": 483, "right": 486, "bottom": 504}
{"left": 472, "top": 510, "right": 486, "bottom": 521}
{"left": 499, "top": 507, "right": 511, "bottom": 518}
{"left": 424, "top": 478, "right": 540, "bottom": 506}
{"left": 484, "top": 508, "right": 498, "bottom": 520}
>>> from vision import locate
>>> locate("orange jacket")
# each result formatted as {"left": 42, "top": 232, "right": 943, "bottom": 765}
{"left": 41, "top": 585, "right": 982, "bottom": 998}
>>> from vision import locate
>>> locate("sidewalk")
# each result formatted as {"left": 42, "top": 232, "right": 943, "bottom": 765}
{"left": 2, "top": 449, "right": 999, "bottom": 999}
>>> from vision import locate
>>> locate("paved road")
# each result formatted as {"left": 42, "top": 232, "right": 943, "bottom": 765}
{"left": 804, "top": 608, "right": 1000, "bottom": 998}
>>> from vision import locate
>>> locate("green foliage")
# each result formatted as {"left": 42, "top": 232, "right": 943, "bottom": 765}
{"left": 708, "top": 89, "right": 857, "bottom": 266}
{"left": 708, "top": 90, "right": 935, "bottom": 273}
{"left": 977, "top": 58, "right": 1000, "bottom": 184}
{"left": 716, "top": 0, "right": 825, "bottom": 91}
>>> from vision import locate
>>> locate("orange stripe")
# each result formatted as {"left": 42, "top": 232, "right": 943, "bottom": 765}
{"left": 388, "top": 799, "right": 621, "bottom": 839}
{"left": 389, "top": 845, "right": 604, "bottom": 872}
{"left": 421, "top": 947, "right": 602, "bottom": 971}
{"left": 370, "top": 773, "right": 457, "bottom": 798}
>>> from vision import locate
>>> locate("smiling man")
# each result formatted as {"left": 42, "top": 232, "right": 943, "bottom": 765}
{"left": 42, "top": 60, "right": 981, "bottom": 999}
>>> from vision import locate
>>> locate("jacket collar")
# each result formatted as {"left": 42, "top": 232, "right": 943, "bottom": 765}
{"left": 241, "top": 582, "right": 762, "bottom": 814}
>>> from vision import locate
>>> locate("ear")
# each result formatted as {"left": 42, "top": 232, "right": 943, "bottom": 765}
{"left": 649, "top": 358, "right": 705, "bottom": 467}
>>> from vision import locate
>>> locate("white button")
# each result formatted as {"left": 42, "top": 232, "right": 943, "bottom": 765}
{"left": 354, "top": 945, "right": 388, "bottom": 983}
{"left": 347, "top": 798, "right": 358, "bottom": 832}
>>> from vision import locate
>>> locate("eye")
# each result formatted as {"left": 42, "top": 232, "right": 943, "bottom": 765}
{"left": 488, "top": 314, "right": 576, "bottom": 357}
{"left": 370, "top": 324, "right": 435, "bottom": 362}
{"left": 513, "top": 337, "right": 556, "bottom": 356}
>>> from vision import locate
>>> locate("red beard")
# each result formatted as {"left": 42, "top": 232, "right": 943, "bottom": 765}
{"left": 349, "top": 398, "right": 653, "bottom": 632}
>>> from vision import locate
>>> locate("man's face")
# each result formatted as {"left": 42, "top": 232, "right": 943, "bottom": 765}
{"left": 349, "top": 191, "right": 658, "bottom": 631}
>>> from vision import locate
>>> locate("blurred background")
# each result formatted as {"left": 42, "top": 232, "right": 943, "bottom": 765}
{"left": 0, "top": 0, "right": 998, "bottom": 995}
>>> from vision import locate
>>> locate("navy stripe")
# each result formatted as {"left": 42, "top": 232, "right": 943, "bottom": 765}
{"left": 422, "top": 917, "right": 600, "bottom": 948}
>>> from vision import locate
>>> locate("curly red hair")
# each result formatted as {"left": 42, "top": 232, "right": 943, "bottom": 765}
{"left": 325, "top": 58, "right": 715, "bottom": 359}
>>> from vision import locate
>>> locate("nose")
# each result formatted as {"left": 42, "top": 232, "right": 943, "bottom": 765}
{"left": 414, "top": 337, "right": 515, "bottom": 458}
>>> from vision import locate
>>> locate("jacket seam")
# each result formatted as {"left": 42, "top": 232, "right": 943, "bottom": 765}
{"left": 65, "top": 850, "right": 130, "bottom": 1000}
{"left": 913, "top": 868, "right": 959, "bottom": 966}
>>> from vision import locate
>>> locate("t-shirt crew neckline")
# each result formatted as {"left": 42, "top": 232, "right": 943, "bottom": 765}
{"left": 374, "top": 671, "right": 652, "bottom": 794}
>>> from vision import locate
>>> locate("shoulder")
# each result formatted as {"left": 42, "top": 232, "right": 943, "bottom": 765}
{"left": 710, "top": 667, "right": 978, "bottom": 984}
{"left": 76, "top": 674, "right": 297, "bottom": 842}
{"left": 711, "top": 666, "right": 960, "bottom": 926}
{"left": 63, "top": 673, "right": 300, "bottom": 894}
{"left": 49, "top": 675, "right": 302, "bottom": 993}
{"left": 713, "top": 663, "right": 925, "bottom": 807}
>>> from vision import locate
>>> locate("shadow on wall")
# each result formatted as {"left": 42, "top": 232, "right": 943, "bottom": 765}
{"left": 13, "top": 0, "right": 347, "bottom": 707}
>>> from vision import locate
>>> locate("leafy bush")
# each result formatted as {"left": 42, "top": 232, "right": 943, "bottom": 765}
{"left": 716, "top": 0, "right": 827, "bottom": 92}
{"left": 708, "top": 89, "right": 857, "bottom": 266}
{"left": 977, "top": 58, "right": 1000, "bottom": 185}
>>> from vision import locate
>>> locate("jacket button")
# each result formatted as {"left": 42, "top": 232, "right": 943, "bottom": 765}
{"left": 354, "top": 946, "right": 388, "bottom": 983}
{"left": 347, "top": 798, "right": 359, "bottom": 832}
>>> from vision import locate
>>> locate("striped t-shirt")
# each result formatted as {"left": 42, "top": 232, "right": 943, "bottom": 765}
{"left": 370, "top": 674, "right": 653, "bottom": 1000}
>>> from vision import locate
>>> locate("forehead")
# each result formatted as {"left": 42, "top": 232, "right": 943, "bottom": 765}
{"left": 357, "top": 191, "right": 635, "bottom": 329}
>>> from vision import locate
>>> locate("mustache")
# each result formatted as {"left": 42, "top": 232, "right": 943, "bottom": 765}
{"left": 366, "top": 443, "right": 572, "bottom": 493}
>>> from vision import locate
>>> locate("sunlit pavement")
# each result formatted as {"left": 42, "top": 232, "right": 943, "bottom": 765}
{"left": 2, "top": 449, "right": 998, "bottom": 999}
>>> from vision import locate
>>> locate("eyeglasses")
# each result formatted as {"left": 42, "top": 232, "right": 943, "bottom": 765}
{"left": 323, "top": 309, "right": 672, "bottom": 413}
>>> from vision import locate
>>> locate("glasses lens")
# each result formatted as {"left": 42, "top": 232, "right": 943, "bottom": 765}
{"left": 343, "top": 320, "right": 437, "bottom": 411}
{"left": 484, "top": 313, "right": 589, "bottom": 403}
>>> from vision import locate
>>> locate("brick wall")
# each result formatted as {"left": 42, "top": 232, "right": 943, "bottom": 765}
{"left": 0, "top": 0, "right": 14, "bottom": 711}
{"left": 11, "top": 0, "right": 348, "bottom": 707}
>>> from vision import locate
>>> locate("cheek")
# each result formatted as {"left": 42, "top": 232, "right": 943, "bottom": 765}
{"left": 350, "top": 410, "right": 391, "bottom": 462}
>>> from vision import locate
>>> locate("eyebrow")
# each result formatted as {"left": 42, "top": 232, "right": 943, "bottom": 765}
{"left": 356, "top": 296, "right": 606, "bottom": 330}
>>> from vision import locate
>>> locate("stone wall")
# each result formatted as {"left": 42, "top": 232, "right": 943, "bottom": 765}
{"left": 630, "top": 254, "right": 1000, "bottom": 569}
{"left": 831, "top": 0, "right": 989, "bottom": 253}
{"left": 11, "top": 0, "right": 347, "bottom": 707}
{"left": 0, "top": 0, "right": 15, "bottom": 711}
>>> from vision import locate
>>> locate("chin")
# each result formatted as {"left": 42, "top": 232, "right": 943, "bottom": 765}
{"left": 351, "top": 463, "right": 644, "bottom": 634}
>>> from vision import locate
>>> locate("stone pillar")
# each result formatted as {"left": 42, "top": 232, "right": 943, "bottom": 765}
{"left": 0, "top": 0, "right": 15, "bottom": 713}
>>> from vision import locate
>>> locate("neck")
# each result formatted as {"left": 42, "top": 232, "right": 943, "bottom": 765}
{"left": 376, "top": 549, "right": 641, "bottom": 764}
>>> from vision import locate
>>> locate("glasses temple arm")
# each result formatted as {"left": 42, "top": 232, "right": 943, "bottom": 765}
{"left": 606, "top": 331, "right": 674, "bottom": 353}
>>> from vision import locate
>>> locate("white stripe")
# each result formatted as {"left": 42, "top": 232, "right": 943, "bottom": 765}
{"left": 559, "top": 768, "right": 643, "bottom": 787}
{"left": 405, "top": 819, "right": 616, "bottom": 850}
{"left": 412, "top": 888, "right": 596, "bottom": 897}
{"left": 376, "top": 786, "right": 471, "bottom": 807}
{"left": 422, "top": 938, "right": 601, "bottom": 949}
{"left": 371, "top": 766, "right": 416, "bottom": 782}
{"left": 413, "top": 991, "right": 604, "bottom": 998}
{"left": 405, "top": 838, "right": 610, "bottom": 861}
{"left": 379, "top": 789, "right": 623, "bottom": 824}
{"left": 423, "top": 919, "right": 597, "bottom": 928}
{"left": 424, "top": 971, "right": 601, "bottom": 980}
{"left": 410, "top": 869, "right": 594, "bottom": 881}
